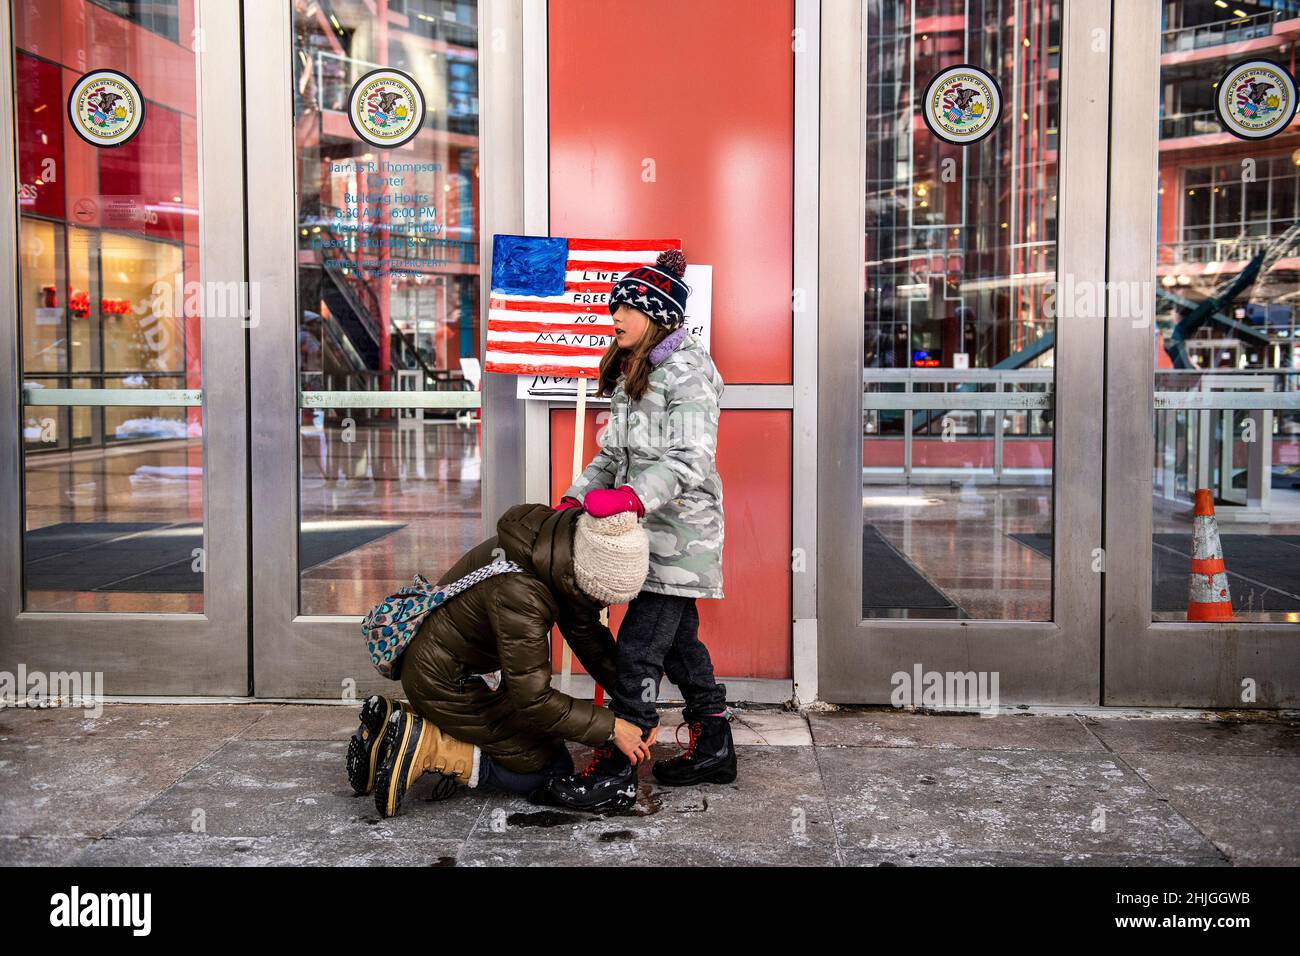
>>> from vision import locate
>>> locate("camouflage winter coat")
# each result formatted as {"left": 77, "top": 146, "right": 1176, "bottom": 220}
{"left": 564, "top": 334, "right": 725, "bottom": 599}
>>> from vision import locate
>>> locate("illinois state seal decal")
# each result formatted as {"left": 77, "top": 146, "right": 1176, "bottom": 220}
{"left": 1215, "top": 59, "right": 1298, "bottom": 141}
{"left": 922, "top": 65, "right": 1002, "bottom": 146}
{"left": 68, "top": 70, "right": 145, "bottom": 148}
{"left": 347, "top": 68, "right": 425, "bottom": 148}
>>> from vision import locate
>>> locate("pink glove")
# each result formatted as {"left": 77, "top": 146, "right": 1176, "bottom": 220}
{"left": 555, "top": 496, "right": 582, "bottom": 511}
{"left": 582, "top": 485, "right": 645, "bottom": 519}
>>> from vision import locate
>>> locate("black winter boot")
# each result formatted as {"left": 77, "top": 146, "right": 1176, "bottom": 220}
{"left": 346, "top": 694, "right": 408, "bottom": 796}
{"left": 373, "top": 709, "right": 472, "bottom": 819}
{"left": 545, "top": 745, "right": 638, "bottom": 813}
{"left": 652, "top": 716, "right": 737, "bottom": 787}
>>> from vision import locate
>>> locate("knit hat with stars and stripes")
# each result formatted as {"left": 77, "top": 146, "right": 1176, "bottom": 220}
{"left": 608, "top": 249, "right": 691, "bottom": 331}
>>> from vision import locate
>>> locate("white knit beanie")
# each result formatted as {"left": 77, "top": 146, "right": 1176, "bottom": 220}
{"left": 572, "top": 510, "right": 650, "bottom": 605}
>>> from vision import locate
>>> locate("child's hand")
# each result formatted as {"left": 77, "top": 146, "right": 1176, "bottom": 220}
{"left": 612, "top": 717, "right": 652, "bottom": 764}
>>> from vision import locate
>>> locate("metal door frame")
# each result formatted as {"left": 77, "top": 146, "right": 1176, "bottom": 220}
{"left": 1103, "top": 1, "right": 1300, "bottom": 707}
{"left": 817, "top": 0, "right": 1111, "bottom": 704}
{"left": 0, "top": 0, "right": 250, "bottom": 695}
{"left": 243, "top": 0, "right": 525, "bottom": 697}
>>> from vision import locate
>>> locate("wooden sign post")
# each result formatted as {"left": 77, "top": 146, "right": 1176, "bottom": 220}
{"left": 558, "top": 377, "right": 586, "bottom": 695}
{"left": 560, "top": 376, "right": 606, "bottom": 706}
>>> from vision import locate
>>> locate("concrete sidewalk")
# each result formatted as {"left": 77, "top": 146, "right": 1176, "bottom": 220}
{"left": 1, "top": 703, "right": 1296, "bottom": 866}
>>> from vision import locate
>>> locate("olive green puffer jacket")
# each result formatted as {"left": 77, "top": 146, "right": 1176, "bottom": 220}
{"left": 399, "top": 503, "right": 618, "bottom": 772}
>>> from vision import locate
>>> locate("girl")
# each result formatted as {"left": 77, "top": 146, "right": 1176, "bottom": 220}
{"left": 545, "top": 249, "right": 733, "bottom": 813}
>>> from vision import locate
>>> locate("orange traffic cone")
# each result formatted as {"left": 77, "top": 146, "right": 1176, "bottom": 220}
{"left": 1187, "top": 489, "right": 1232, "bottom": 622}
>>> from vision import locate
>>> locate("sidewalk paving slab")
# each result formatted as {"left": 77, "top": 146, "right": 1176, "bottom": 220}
{"left": 1, "top": 703, "right": 1296, "bottom": 867}
{"left": 74, "top": 834, "right": 465, "bottom": 867}
{"left": 837, "top": 847, "right": 1231, "bottom": 867}
{"left": 237, "top": 704, "right": 362, "bottom": 740}
{"left": 1083, "top": 716, "right": 1300, "bottom": 757}
{"left": 809, "top": 710, "right": 1103, "bottom": 752}
{"left": 0, "top": 703, "right": 278, "bottom": 740}
{"left": 466, "top": 744, "right": 835, "bottom": 852}
{"left": 101, "top": 739, "right": 485, "bottom": 843}
{"left": 817, "top": 746, "right": 1226, "bottom": 864}
{"left": 1123, "top": 753, "right": 1300, "bottom": 866}
{"left": 652, "top": 706, "right": 811, "bottom": 745}
{"left": 0, "top": 738, "right": 221, "bottom": 840}
{"left": 0, "top": 835, "right": 95, "bottom": 867}
{"left": 458, "top": 838, "right": 838, "bottom": 867}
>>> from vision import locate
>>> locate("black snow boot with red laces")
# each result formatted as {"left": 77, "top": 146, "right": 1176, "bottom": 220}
{"left": 652, "top": 715, "right": 737, "bottom": 787}
{"left": 544, "top": 745, "right": 638, "bottom": 813}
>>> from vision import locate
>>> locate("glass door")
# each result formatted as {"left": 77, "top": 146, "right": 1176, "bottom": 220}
{"left": 1104, "top": 0, "right": 1300, "bottom": 707}
{"left": 818, "top": 0, "right": 1110, "bottom": 705}
{"left": 1, "top": 0, "right": 249, "bottom": 694}
{"left": 245, "top": 0, "right": 515, "bottom": 697}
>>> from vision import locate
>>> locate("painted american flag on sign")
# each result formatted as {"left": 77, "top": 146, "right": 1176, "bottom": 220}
{"left": 485, "top": 235, "right": 682, "bottom": 377}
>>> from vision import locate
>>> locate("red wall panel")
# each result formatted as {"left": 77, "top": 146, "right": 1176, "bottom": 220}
{"left": 547, "top": 0, "right": 794, "bottom": 384}
{"left": 550, "top": 409, "right": 792, "bottom": 680}
{"left": 546, "top": 0, "right": 796, "bottom": 682}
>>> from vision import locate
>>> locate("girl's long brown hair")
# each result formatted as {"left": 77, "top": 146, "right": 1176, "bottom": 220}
{"left": 596, "top": 312, "right": 670, "bottom": 401}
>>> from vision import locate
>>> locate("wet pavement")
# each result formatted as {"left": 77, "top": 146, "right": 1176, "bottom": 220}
{"left": 1, "top": 703, "right": 1296, "bottom": 866}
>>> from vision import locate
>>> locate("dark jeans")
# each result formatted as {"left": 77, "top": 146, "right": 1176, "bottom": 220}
{"left": 610, "top": 591, "right": 727, "bottom": 731}
{"left": 477, "top": 743, "right": 574, "bottom": 795}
